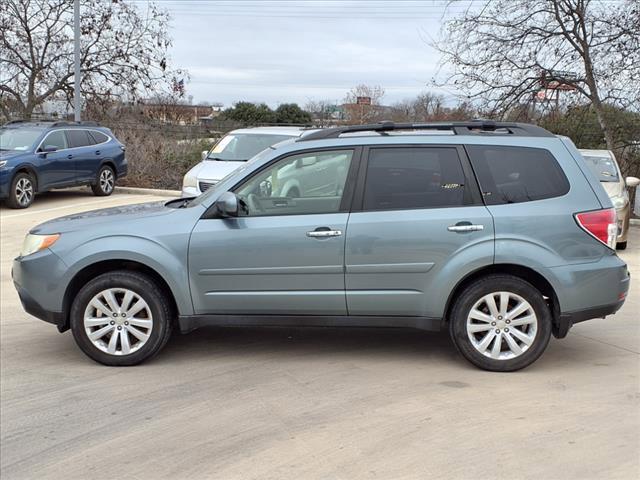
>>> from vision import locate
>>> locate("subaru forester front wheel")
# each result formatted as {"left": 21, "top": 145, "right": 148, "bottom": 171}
{"left": 70, "top": 270, "right": 173, "bottom": 366}
{"left": 449, "top": 274, "right": 552, "bottom": 372}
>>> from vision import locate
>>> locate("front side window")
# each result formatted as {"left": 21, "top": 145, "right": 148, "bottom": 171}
{"left": 40, "top": 130, "right": 68, "bottom": 151}
{"left": 466, "top": 145, "right": 570, "bottom": 204}
{"left": 206, "top": 134, "right": 294, "bottom": 162}
{"left": 235, "top": 149, "right": 353, "bottom": 216}
{"left": 363, "top": 147, "right": 469, "bottom": 210}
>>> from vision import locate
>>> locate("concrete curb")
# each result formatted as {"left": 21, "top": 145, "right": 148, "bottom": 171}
{"left": 115, "top": 186, "right": 181, "bottom": 197}
{"left": 630, "top": 218, "right": 640, "bottom": 226}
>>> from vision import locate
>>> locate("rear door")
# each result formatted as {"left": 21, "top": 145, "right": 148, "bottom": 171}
{"left": 345, "top": 145, "right": 495, "bottom": 317}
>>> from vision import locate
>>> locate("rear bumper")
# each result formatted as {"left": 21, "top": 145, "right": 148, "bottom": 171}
{"left": 553, "top": 299, "right": 626, "bottom": 338}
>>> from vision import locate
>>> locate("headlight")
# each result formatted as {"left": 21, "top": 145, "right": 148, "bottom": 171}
{"left": 611, "top": 195, "right": 627, "bottom": 209}
{"left": 20, "top": 233, "right": 60, "bottom": 257}
{"left": 0, "top": 160, "right": 7, "bottom": 168}
{"left": 183, "top": 173, "right": 197, "bottom": 189}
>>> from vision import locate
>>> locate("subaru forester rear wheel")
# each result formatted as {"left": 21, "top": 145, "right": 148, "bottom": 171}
{"left": 449, "top": 274, "right": 551, "bottom": 372}
{"left": 70, "top": 270, "right": 173, "bottom": 366}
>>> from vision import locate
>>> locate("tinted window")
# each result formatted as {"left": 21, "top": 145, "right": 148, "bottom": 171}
{"left": 66, "top": 129, "right": 93, "bottom": 148}
{"left": 41, "top": 130, "right": 68, "bottom": 150}
{"left": 363, "top": 147, "right": 468, "bottom": 210}
{"left": 88, "top": 130, "right": 109, "bottom": 144}
{"left": 235, "top": 149, "right": 353, "bottom": 216}
{"left": 467, "top": 146, "right": 569, "bottom": 205}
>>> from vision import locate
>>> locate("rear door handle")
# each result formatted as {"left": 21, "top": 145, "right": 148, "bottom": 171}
{"left": 448, "top": 224, "right": 484, "bottom": 232}
{"left": 306, "top": 228, "right": 342, "bottom": 238}
{"left": 95, "top": 150, "right": 101, "bottom": 155}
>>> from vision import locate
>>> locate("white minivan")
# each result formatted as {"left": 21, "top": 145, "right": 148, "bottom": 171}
{"left": 182, "top": 126, "right": 312, "bottom": 196}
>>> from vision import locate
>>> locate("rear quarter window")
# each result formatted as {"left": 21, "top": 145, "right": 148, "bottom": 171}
{"left": 466, "top": 145, "right": 569, "bottom": 205}
{"left": 88, "top": 131, "right": 109, "bottom": 144}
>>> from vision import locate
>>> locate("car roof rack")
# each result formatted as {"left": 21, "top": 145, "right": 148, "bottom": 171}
{"left": 297, "top": 120, "right": 554, "bottom": 141}
{"left": 2, "top": 119, "right": 100, "bottom": 127}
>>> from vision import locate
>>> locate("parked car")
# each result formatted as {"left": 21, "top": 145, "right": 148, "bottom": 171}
{"left": 0, "top": 120, "right": 127, "bottom": 208}
{"left": 182, "top": 126, "right": 312, "bottom": 196}
{"left": 13, "top": 121, "right": 629, "bottom": 371}
{"left": 579, "top": 149, "right": 640, "bottom": 250}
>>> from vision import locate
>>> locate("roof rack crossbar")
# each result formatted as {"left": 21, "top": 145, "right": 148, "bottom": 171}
{"left": 297, "top": 121, "right": 553, "bottom": 141}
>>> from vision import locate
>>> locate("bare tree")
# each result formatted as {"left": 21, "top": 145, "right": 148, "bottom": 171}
{"left": 0, "top": 0, "right": 185, "bottom": 120}
{"left": 433, "top": 0, "right": 640, "bottom": 152}
{"left": 343, "top": 84, "right": 385, "bottom": 124}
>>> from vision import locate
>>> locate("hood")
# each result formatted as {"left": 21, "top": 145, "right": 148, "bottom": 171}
{"left": 600, "top": 181, "right": 623, "bottom": 199}
{"left": 0, "top": 150, "right": 29, "bottom": 161}
{"left": 195, "top": 160, "right": 246, "bottom": 181}
{"left": 31, "top": 201, "right": 174, "bottom": 234}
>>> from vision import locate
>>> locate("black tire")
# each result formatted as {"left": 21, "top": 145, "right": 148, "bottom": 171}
{"left": 7, "top": 171, "right": 36, "bottom": 209}
{"left": 91, "top": 165, "right": 115, "bottom": 196}
{"left": 70, "top": 270, "right": 173, "bottom": 366}
{"left": 449, "top": 274, "right": 552, "bottom": 372}
{"left": 616, "top": 241, "right": 627, "bottom": 250}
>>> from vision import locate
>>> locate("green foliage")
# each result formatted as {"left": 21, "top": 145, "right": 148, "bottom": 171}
{"left": 274, "top": 103, "right": 312, "bottom": 124}
{"left": 220, "top": 102, "right": 275, "bottom": 124}
{"left": 220, "top": 102, "right": 310, "bottom": 125}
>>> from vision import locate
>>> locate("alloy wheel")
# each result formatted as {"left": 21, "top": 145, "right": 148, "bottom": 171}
{"left": 83, "top": 288, "right": 153, "bottom": 356}
{"left": 466, "top": 291, "right": 538, "bottom": 360}
{"left": 100, "top": 169, "right": 114, "bottom": 194}
{"left": 15, "top": 177, "right": 34, "bottom": 206}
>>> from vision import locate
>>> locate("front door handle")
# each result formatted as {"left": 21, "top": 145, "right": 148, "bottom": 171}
{"left": 67, "top": 154, "right": 73, "bottom": 159}
{"left": 448, "top": 224, "right": 484, "bottom": 233}
{"left": 306, "top": 227, "right": 342, "bottom": 238}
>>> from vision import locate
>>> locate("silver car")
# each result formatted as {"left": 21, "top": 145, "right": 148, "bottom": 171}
{"left": 579, "top": 149, "right": 640, "bottom": 249}
{"left": 182, "top": 126, "right": 312, "bottom": 196}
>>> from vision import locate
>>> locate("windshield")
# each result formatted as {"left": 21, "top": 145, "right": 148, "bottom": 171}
{"left": 0, "top": 128, "right": 43, "bottom": 151}
{"left": 205, "top": 133, "right": 294, "bottom": 162}
{"left": 583, "top": 155, "right": 619, "bottom": 182}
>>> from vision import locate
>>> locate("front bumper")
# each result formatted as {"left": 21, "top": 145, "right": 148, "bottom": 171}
{"left": 12, "top": 249, "right": 69, "bottom": 332}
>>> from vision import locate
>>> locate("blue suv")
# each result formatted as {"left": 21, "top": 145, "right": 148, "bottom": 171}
{"left": 12, "top": 121, "right": 630, "bottom": 371}
{"left": 0, "top": 120, "right": 127, "bottom": 208}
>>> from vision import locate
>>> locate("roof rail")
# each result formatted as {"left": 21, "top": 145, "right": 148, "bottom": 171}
{"left": 3, "top": 119, "right": 28, "bottom": 125}
{"left": 297, "top": 120, "right": 554, "bottom": 141}
{"left": 50, "top": 120, "right": 100, "bottom": 127}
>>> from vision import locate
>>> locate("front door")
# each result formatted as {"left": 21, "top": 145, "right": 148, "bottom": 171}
{"left": 36, "top": 130, "right": 75, "bottom": 188}
{"left": 345, "top": 146, "right": 494, "bottom": 317}
{"left": 189, "top": 148, "right": 359, "bottom": 315}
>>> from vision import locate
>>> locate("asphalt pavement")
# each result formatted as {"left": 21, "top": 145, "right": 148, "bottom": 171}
{"left": 1, "top": 189, "right": 639, "bottom": 480}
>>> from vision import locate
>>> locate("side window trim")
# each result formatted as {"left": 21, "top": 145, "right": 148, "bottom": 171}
{"left": 351, "top": 144, "right": 483, "bottom": 213}
{"left": 35, "top": 128, "right": 111, "bottom": 153}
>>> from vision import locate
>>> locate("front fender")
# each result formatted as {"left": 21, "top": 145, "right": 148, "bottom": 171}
{"left": 54, "top": 235, "right": 194, "bottom": 316}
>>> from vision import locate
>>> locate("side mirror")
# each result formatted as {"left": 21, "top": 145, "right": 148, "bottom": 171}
{"left": 625, "top": 176, "right": 640, "bottom": 188}
{"left": 215, "top": 191, "right": 239, "bottom": 217}
{"left": 201, "top": 150, "right": 209, "bottom": 161}
{"left": 39, "top": 145, "right": 58, "bottom": 155}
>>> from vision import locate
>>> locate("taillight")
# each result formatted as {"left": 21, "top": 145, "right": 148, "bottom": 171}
{"left": 574, "top": 208, "right": 617, "bottom": 249}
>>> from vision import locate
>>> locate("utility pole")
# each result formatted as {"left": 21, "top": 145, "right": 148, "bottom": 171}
{"left": 73, "top": 0, "right": 81, "bottom": 122}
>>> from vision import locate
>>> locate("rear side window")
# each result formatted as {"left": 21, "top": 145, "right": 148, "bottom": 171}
{"left": 363, "top": 147, "right": 470, "bottom": 210}
{"left": 40, "top": 130, "right": 67, "bottom": 150}
{"left": 66, "top": 129, "right": 94, "bottom": 148}
{"left": 466, "top": 145, "right": 569, "bottom": 205}
{"left": 88, "top": 131, "right": 109, "bottom": 144}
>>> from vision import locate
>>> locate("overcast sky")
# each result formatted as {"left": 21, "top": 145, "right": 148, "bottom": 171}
{"left": 136, "top": 0, "right": 470, "bottom": 107}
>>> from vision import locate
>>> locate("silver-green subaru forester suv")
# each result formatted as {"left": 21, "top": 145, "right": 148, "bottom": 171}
{"left": 12, "top": 121, "right": 630, "bottom": 371}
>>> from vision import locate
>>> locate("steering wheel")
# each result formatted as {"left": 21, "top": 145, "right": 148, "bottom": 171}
{"left": 247, "top": 193, "right": 265, "bottom": 214}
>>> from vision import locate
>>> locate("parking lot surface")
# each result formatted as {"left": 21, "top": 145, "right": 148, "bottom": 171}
{"left": 1, "top": 190, "right": 639, "bottom": 480}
